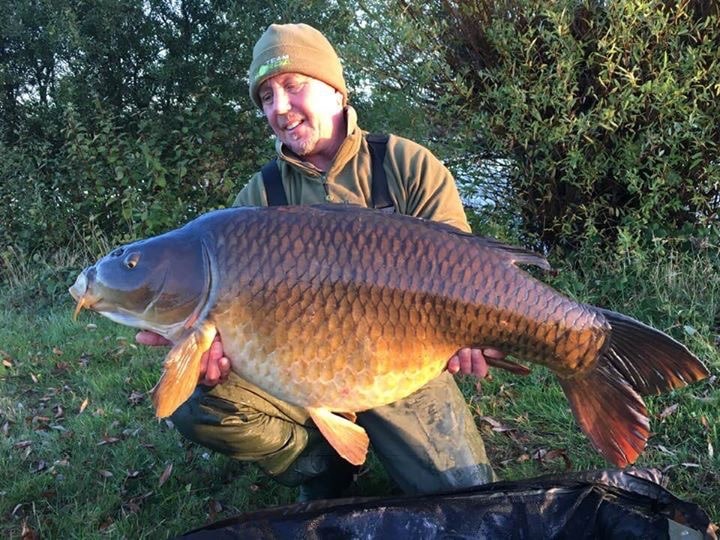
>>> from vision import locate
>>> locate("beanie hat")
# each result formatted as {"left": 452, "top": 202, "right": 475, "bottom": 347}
{"left": 248, "top": 23, "right": 348, "bottom": 108}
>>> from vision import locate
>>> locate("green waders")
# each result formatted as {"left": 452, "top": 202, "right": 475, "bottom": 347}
{"left": 171, "top": 371, "right": 496, "bottom": 499}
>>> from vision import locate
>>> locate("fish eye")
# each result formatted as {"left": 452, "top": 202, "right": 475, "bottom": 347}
{"left": 124, "top": 252, "right": 140, "bottom": 269}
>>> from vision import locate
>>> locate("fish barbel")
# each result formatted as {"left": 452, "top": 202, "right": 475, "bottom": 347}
{"left": 69, "top": 205, "right": 708, "bottom": 466}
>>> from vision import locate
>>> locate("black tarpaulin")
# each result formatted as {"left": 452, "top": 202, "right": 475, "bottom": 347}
{"left": 178, "top": 469, "right": 716, "bottom": 539}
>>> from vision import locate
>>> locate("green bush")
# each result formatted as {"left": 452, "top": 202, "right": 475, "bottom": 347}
{"left": 0, "top": 99, "right": 265, "bottom": 260}
{"left": 357, "top": 0, "right": 720, "bottom": 253}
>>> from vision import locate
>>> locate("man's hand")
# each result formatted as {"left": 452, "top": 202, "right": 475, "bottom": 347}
{"left": 199, "top": 335, "right": 231, "bottom": 386}
{"left": 447, "top": 347, "right": 506, "bottom": 379}
{"left": 135, "top": 331, "right": 231, "bottom": 386}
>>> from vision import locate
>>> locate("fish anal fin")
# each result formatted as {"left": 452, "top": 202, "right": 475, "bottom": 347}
{"left": 307, "top": 407, "right": 369, "bottom": 466}
{"left": 559, "top": 362, "right": 649, "bottom": 468}
{"left": 152, "top": 322, "right": 217, "bottom": 418}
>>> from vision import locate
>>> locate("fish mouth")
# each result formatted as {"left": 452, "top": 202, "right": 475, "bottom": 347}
{"left": 69, "top": 271, "right": 101, "bottom": 320}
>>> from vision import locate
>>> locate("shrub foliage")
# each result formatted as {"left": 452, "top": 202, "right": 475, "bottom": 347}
{"left": 351, "top": 0, "right": 720, "bottom": 253}
{"left": 1, "top": 0, "right": 719, "bottom": 267}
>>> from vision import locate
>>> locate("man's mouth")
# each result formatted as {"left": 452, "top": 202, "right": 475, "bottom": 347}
{"left": 284, "top": 118, "right": 304, "bottom": 132}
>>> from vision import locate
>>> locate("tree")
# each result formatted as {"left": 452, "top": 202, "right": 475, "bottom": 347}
{"left": 351, "top": 0, "right": 720, "bottom": 253}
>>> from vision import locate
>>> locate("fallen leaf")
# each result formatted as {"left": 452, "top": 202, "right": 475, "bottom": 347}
{"left": 14, "top": 440, "right": 32, "bottom": 449}
{"left": 98, "top": 516, "right": 114, "bottom": 531}
{"left": 12, "top": 504, "right": 23, "bottom": 518}
{"left": 54, "top": 362, "right": 70, "bottom": 373}
{"left": 128, "top": 390, "right": 145, "bottom": 405}
{"left": 30, "top": 373, "right": 38, "bottom": 384}
{"left": 79, "top": 398, "right": 89, "bottom": 413}
{"left": 659, "top": 403, "right": 678, "bottom": 420}
{"left": 158, "top": 463, "right": 173, "bottom": 487}
{"left": 52, "top": 347, "right": 63, "bottom": 356}
{"left": 99, "top": 470, "right": 114, "bottom": 478}
{"left": 656, "top": 445, "right": 677, "bottom": 456}
{"left": 530, "top": 448, "right": 572, "bottom": 469}
{"left": 21, "top": 519, "right": 39, "bottom": 540}
{"left": 479, "top": 416, "right": 516, "bottom": 432}
{"left": 123, "top": 491, "right": 152, "bottom": 515}
{"left": 97, "top": 436, "right": 120, "bottom": 446}
{"left": 208, "top": 499, "right": 223, "bottom": 521}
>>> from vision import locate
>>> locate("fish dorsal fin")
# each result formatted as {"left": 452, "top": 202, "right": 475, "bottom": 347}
{"left": 307, "top": 407, "right": 369, "bottom": 466}
{"left": 152, "top": 322, "right": 217, "bottom": 418}
{"left": 277, "top": 205, "right": 552, "bottom": 270}
{"left": 472, "top": 237, "right": 551, "bottom": 270}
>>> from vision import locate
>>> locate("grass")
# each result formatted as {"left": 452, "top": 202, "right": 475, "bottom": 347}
{"left": 1, "top": 245, "right": 718, "bottom": 538}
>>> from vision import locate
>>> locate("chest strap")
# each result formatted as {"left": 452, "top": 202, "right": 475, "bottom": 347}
{"left": 261, "top": 133, "right": 392, "bottom": 209}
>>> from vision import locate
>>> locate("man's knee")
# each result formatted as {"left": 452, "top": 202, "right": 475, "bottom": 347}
{"left": 170, "top": 384, "right": 309, "bottom": 477}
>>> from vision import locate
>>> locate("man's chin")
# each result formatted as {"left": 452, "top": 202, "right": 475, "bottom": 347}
{"left": 286, "top": 139, "right": 316, "bottom": 157}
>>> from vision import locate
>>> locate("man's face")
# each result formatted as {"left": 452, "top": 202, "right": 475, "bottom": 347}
{"left": 259, "top": 73, "right": 344, "bottom": 158}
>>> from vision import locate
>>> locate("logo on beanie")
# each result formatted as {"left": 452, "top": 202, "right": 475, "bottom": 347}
{"left": 255, "top": 55, "right": 290, "bottom": 81}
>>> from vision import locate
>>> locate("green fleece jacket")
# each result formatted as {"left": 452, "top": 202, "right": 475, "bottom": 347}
{"left": 233, "top": 107, "right": 470, "bottom": 233}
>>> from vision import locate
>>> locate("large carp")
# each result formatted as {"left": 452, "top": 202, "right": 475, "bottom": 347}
{"left": 69, "top": 205, "right": 708, "bottom": 467}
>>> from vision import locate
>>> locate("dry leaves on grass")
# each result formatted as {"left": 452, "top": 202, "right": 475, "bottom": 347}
{"left": 128, "top": 390, "right": 145, "bottom": 405}
{"left": 159, "top": 463, "right": 173, "bottom": 487}
{"left": 479, "top": 416, "right": 517, "bottom": 433}
{"left": 97, "top": 435, "right": 121, "bottom": 446}
{"left": 207, "top": 500, "right": 223, "bottom": 522}
{"left": 659, "top": 403, "right": 679, "bottom": 420}
{"left": 21, "top": 519, "right": 39, "bottom": 540}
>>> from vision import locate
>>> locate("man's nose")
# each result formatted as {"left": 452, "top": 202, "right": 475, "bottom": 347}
{"left": 272, "top": 89, "right": 291, "bottom": 115}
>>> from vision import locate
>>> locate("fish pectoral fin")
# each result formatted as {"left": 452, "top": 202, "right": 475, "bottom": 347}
{"left": 152, "top": 322, "right": 217, "bottom": 418}
{"left": 338, "top": 412, "right": 357, "bottom": 423}
{"left": 307, "top": 407, "right": 368, "bottom": 466}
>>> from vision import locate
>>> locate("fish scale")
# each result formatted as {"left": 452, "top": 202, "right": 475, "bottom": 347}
{"left": 70, "top": 204, "right": 708, "bottom": 467}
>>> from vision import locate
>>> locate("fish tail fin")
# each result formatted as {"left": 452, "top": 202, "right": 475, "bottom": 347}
{"left": 307, "top": 407, "right": 369, "bottom": 466}
{"left": 558, "top": 364, "right": 649, "bottom": 467}
{"left": 596, "top": 308, "right": 709, "bottom": 395}
{"left": 559, "top": 309, "right": 709, "bottom": 467}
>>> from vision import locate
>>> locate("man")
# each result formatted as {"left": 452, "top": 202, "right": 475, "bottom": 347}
{"left": 138, "top": 22, "right": 504, "bottom": 500}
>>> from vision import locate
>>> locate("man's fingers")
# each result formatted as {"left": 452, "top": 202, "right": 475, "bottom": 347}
{"left": 447, "top": 356, "right": 460, "bottom": 374}
{"left": 203, "top": 356, "right": 221, "bottom": 384}
{"left": 208, "top": 336, "right": 224, "bottom": 361}
{"left": 481, "top": 347, "right": 506, "bottom": 360}
{"left": 471, "top": 348, "right": 489, "bottom": 378}
{"left": 458, "top": 347, "right": 472, "bottom": 374}
{"left": 217, "top": 356, "right": 231, "bottom": 380}
{"left": 135, "top": 331, "right": 171, "bottom": 347}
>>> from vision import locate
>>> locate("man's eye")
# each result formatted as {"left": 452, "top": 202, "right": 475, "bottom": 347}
{"left": 286, "top": 82, "right": 304, "bottom": 93}
{"left": 260, "top": 93, "right": 273, "bottom": 104}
